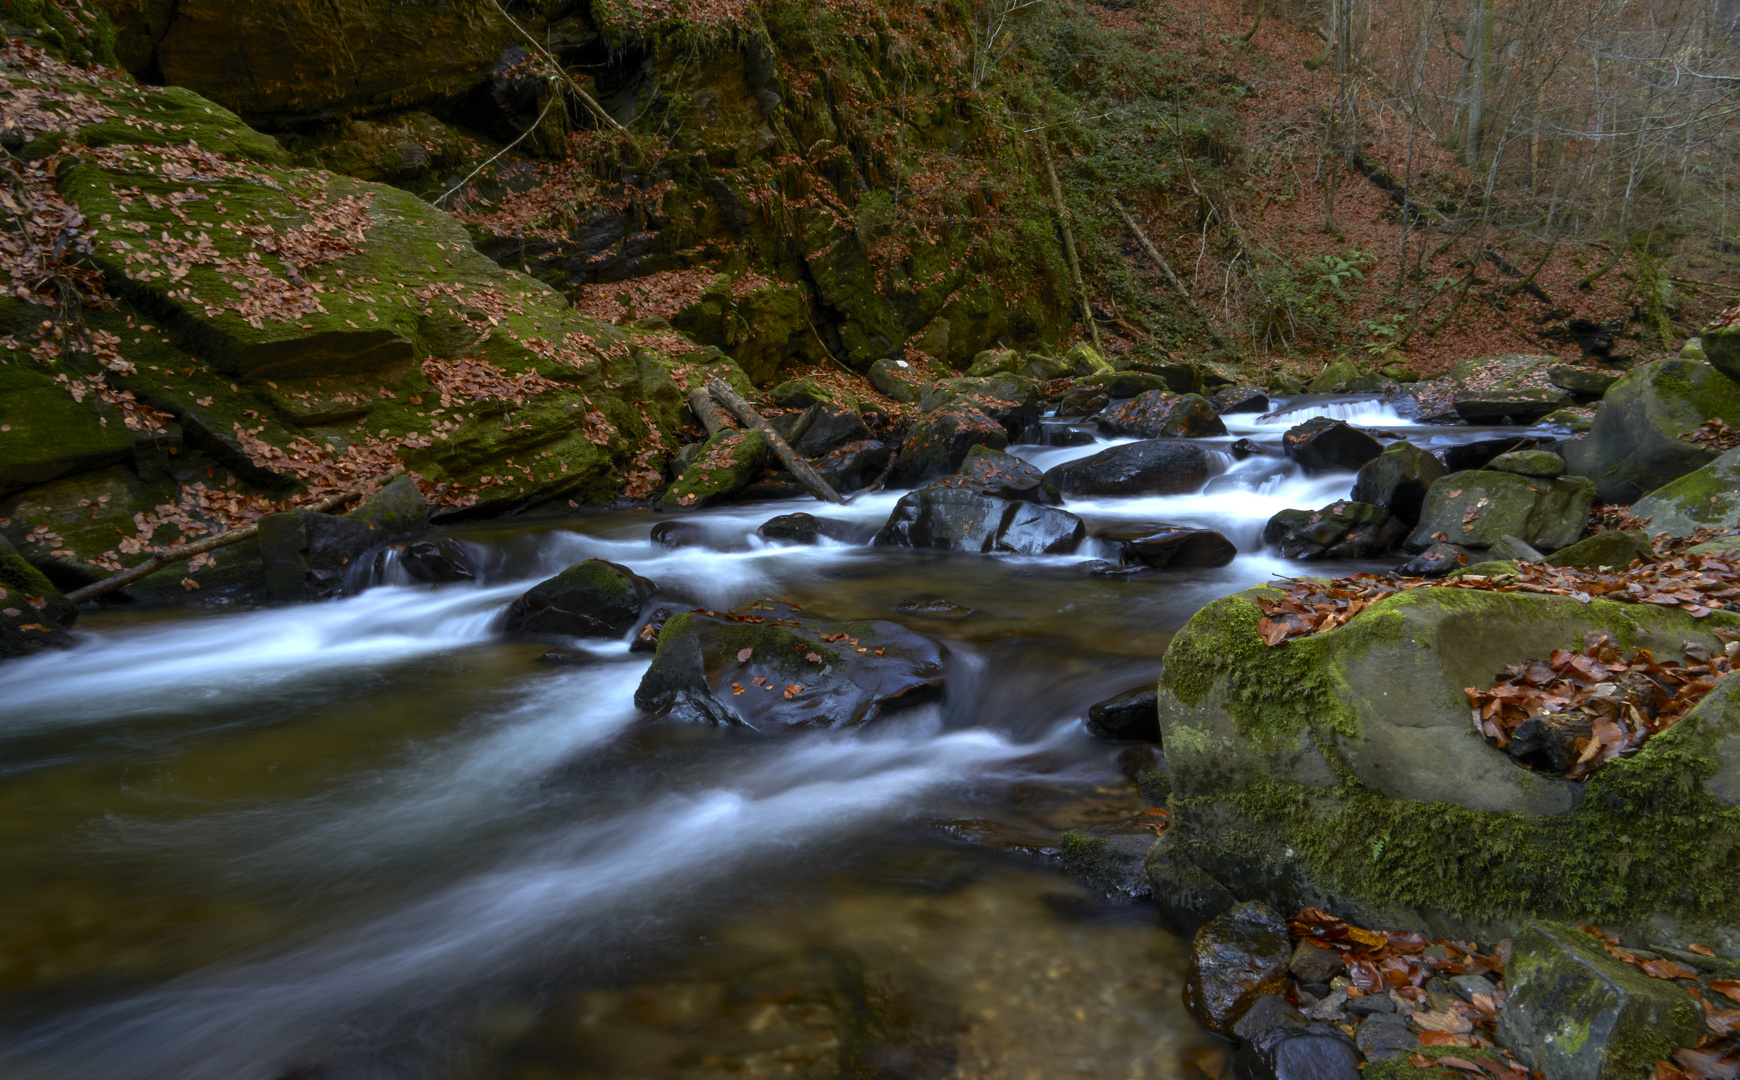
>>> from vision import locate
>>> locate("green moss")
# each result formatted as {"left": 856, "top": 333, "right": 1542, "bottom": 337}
{"left": 1364, "top": 1045, "right": 1511, "bottom": 1080}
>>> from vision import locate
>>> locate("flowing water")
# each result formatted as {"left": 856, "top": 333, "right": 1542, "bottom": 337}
{"left": 0, "top": 397, "right": 1559, "bottom": 1080}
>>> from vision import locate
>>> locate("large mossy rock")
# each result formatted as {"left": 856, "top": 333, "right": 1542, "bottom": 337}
{"left": 890, "top": 406, "right": 1008, "bottom": 488}
{"left": 1041, "top": 440, "right": 1219, "bottom": 498}
{"left": 633, "top": 602, "right": 947, "bottom": 732}
{"left": 1153, "top": 584, "right": 1740, "bottom": 939}
{"left": 1407, "top": 471, "right": 1596, "bottom": 553}
{"left": 501, "top": 558, "right": 655, "bottom": 638}
{"left": 917, "top": 375, "right": 1041, "bottom": 441}
{"left": 1496, "top": 921, "right": 1706, "bottom": 1080}
{"left": 1562, "top": 359, "right": 1740, "bottom": 503}
{"left": 0, "top": 534, "right": 77, "bottom": 658}
{"left": 656, "top": 429, "right": 770, "bottom": 509}
{"left": 1631, "top": 447, "right": 1740, "bottom": 537}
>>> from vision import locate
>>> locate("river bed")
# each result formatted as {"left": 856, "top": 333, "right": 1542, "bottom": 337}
{"left": 0, "top": 397, "right": 1556, "bottom": 1080}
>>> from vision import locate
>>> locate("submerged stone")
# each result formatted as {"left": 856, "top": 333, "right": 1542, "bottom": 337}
{"left": 1087, "top": 685, "right": 1160, "bottom": 741}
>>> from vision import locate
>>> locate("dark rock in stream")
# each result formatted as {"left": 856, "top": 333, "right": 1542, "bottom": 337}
{"left": 930, "top": 445, "right": 1060, "bottom": 504}
{"left": 1059, "top": 824, "right": 1155, "bottom": 900}
{"left": 1213, "top": 386, "right": 1271, "bottom": 414}
{"left": 630, "top": 608, "right": 670, "bottom": 653}
{"left": 1, "top": 533, "right": 77, "bottom": 657}
{"left": 1183, "top": 901, "right": 1293, "bottom": 1036}
{"left": 893, "top": 597, "right": 976, "bottom": 619}
{"left": 1233, "top": 1021, "right": 1363, "bottom": 1080}
{"left": 1087, "top": 686, "right": 1160, "bottom": 741}
{"left": 757, "top": 512, "right": 855, "bottom": 545}
{"left": 1263, "top": 501, "right": 1405, "bottom": 559}
{"left": 1097, "top": 391, "right": 1228, "bottom": 439}
{"left": 813, "top": 439, "right": 893, "bottom": 494}
{"left": 389, "top": 537, "right": 478, "bottom": 584}
{"left": 890, "top": 406, "right": 1009, "bottom": 488}
{"left": 1054, "top": 385, "right": 1108, "bottom": 419}
{"left": 791, "top": 405, "right": 871, "bottom": 458}
{"left": 1111, "top": 524, "right": 1238, "bottom": 569}
{"left": 1440, "top": 435, "right": 1557, "bottom": 473}
{"left": 633, "top": 600, "right": 947, "bottom": 731}
{"left": 501, "top": 558, "right": 656, "bottom": 637}
{"left": 1282, "top": 418, "right": 1384, "bottom": 475}
{"left": 1041, "top": 439, "right": 1218, "bottom": 498}
{"left": 874, "top": 487, "right": 1085, "bottom": 555}
{"left": 1350, "top": 440, "right": 1447, "bottom": 526}
{"left": 1398, "top": 541, "right": 1468, "bottom": 578}
{"left": 259, "top": 510, "right": 380, "bottom": 604}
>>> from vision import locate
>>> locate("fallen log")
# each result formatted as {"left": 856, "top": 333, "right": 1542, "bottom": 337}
{"left": 687, "top": 386, "right": 737, "bottom": 437}
{"left": 65, "top": 466, "right": 409, "bottom": 605}
{"left": 706, "top": 379, "right": 846, "bottom": 505}
{"left": 1110, "top": 197, "right": 1235, "bottom": 352}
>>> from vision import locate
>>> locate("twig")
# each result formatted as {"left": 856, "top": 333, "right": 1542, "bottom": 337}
{"left": 434, "top": 91, "right": 558, "bottom": 206}
{"left": 482, "top": 0, "right": 646, "bottom": 162}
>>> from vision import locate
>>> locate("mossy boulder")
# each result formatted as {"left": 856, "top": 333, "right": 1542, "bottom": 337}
{"left": 1154, "top": 583, "right": 1740, "bottom": 939}
{"left": 867, "top": 358, "right": 930, "bottom": 404}
{"left": 0, "top": 533, "right": 77, "bottom": 657}
{"left": 1700, "top": 322, "right": 1740, "bottom": 385}
{"left": 1308, "top": 359, "right": 1360, "bottom": 394}
{"left": 1407, "top": 471, "right": 1595, "bottom": 553}
{"left": 1496, "top": 921, "right": 1706, "bottom": 1080}
{"left": 0, "top": 362, "right": 141, "bottom": 496}
{"left": 890, "top": 406, "right": 1008, "bottom": 488}
{"left": 772, "top": 378, "right": 858, "bottom": 412}
{"left": 1489, "top": 450, "right": 1566, "bottom": 478}
{"left": 345, "top": 475, "right": 425, "bottom": 539}
{"left": 1350, "top": 441, "right": 1448, "bottom": 527}
{"left": 501, "top": 558, "right": 656, "bottom": 638}
{"left": 1063, "top": 342, "right": 1113, "bottom": 377}
{"left": 1059, "top": 827, "right": 1155, "bottom": 900}
{"left": 1631, "top": 447, "right": 1740, "bottom": 537}
{"left": 1454, "top": 387, "right": 1572, "bottom": 424}
{"left": 632, "top": 602, "right": 948, "bottom": 732}
{"left": 656, "top": 429, "right": 770, "bottom": 509}
{"left": 1562, "top": 359, "right": 1740, "bottom": 503}
{"left": 1544, "top": 530, "right": 1654, "bottom": 570}
{"left": 918, "top": 375, "right": 1041, "bottom": 440}
{"left": 1077, "top": 371, "right": 1177, "bottom": 400}
{"left": 965, "top": 348, "right": 1020, "bottom": 377}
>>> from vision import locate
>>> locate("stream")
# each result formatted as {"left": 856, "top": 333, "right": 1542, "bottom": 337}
{"left": 0, "top": 397, "right": 1555, "bottom": 1080}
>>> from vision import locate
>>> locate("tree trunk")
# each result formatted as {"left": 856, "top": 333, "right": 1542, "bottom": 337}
{"left": 1036, "top": 136, "right": 1102, "bottom": 354}
{"left": 706, "top": 379, "right": 846, "bottom": 505}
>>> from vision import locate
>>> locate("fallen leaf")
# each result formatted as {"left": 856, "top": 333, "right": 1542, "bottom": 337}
{"left": 1640, "top": 958, "right": 1700, "bottom": 981}
{"left": 1710, "top": 980, "right": 1740, "bottom": 1006}
{"left": 1413, "top": 1010, "right": 1475, "bottom": 1034}
{"left": 737, "top": 647, "right": 753, "bottom": 662}
{"left": 731, "top": 682, "right": 744, "bottom": 695}
{"left": 1438, "top": 1058, "right": 1483, "bottom": 1074}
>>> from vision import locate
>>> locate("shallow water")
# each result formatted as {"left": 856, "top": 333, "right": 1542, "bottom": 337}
{"left": 0, "top": 397, "right": 1553, "bottom": 1079}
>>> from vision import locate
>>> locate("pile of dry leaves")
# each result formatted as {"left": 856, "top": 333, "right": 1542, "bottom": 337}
{"left": 1680, "top": 419, "right": 1740, "bottom": 452}
{"left": 1465, "top": 629, "right": 1737, "bottom": 778}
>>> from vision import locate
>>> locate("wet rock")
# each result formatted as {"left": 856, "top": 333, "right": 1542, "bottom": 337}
{"left": 630, "top": 607, "right": 669, "bottom": 653}
{"left": 1087, "top": 685, "right": 1160, "bottom": 741}
{"left": 893, "top": 597, "right": 975, "bottom": 619}
{"left": 346, "top": 475, "right": 427, "bottom": 539}
{"left": 0, "top": 534, "right": 77, "bottom": 658}
{"left": 1235, "top": 995, "right": 1305, "bottom": 1042}
{"left": 1631, "top": 446, "right": 1740, "bottom": 537}
{"left": 1110, "top": 525, "right": 1239, "bottom": 569}
{"left": 1549, "top": 366, "right": 1620, "bottom": 396}
{"left": 1406, "top": 471, "right": 1596, "bottom": 553}
{"left": 1213, "top": 386, "right": 1271, "bottom": 414}
{"left": 757, "top": 512, "right": 855, "bottom": 546}
{"left": 1059, "top": 826, "right": 1154, "bottom": 900}
{"left": 395, "top": 537, "right": 478, "bottom": 584}
{"left": 932, "top": 445, "right": 1061, "bottom": 504}
{"left": 1351, "top": 441, "right": 1449, "bottom": 526}
{"left": 890, "top": 406, "right": 1009, "bottom": 488}
{"left": 868, "top": 357, "right": 930, "bottom": 404}
{"left": 657, "top": 428, "right": 771, "bottom": 509}
{"left": 259, "top": 509, "right": 378, "bottom": 604}
{"left": 1448, "top": 974, "right": 1499, "bottom": 1003}
{"left": 792, "top": 405, "right": 871, "bottom": 458}
{"left": 1029, "top": 424, "right": 1096, "bottom": 447}
{"left": 1398, "top": 541, "right": 1468, "bottom": 578}
{"left": 918, "top": 375, "right": 1042, "bottom": 441}
{"left": 1356, "top": 1011, "right": 1419, "bottom": 1062}
{"left": 814, "top": 439, "right": 894, "bottom": 494}
{"left": 1182, "top": 901, "right": 1293, "bottom": 1036}
{"left": 1488, "top": 535, "right": 1546, "bottom": 564}
{"left": 873, "top": 487, "right": 1085, "bottom": 555}
{"left": 501, "top": 558, "right": 656, "bottom": 637}
{"left": 1041, "top": 439, "right": 1219, "bottom": 498}
{"left": 632, "top": 601, "right": 948, "bottom": 732}
{"left": 1543, "top": 530, "right": 1654, "bottom": 570}
{"left": 1230, "top": 438, "right": 1265, "bottom": 459}
{"left": 650, "top": 520, "right": 711, "bottom": 550}
{"left": 1453, "top": 388, "right": 1572, "bottom": 424}
{"left": 1097, "top": 391, "right": 1228, "bottom": 439}
{"left": 1144, "top": 833, "right": 1237, "bottom": 935}
{"left": 1289, "top": 941, "right": 1346, "bottom": 985}
{"left": 1496, "top": 921, "right": 1706, "bottom": 1080}
{"left": 1054, "top": 385, "right": 1109, "bottom": 419}
{"left": 1488, "top": 450, "right": 1565, "bottom": 478}
{"left": 1562, "top": 358, "right": 1740, "bottom": 503}
{"left": 1233, "top": 1022, "right": 1362, "bottom": 1080}
{"left": 1282, "top": 418, "right": 1384, "bottom": 475}
{"left": 1264, "top": 500, "right": 1405, "bottom": 559}
{"left": 1442, "top": 436, "right": 1558, "bottom": 472}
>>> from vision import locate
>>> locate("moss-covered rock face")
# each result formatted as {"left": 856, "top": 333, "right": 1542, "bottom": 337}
{"left": 1562, "top": 359, "right": 1740, "bottom": 503}
{"left": 1632, "top": 447, "right": 1740, "bottom": 538}
{"left": 655, "top": 428, "right": 769, "bottom": 509}
{"left": 1308, "top": 359, "right": 1360, "bottom": 394}
{"left": 1155, "top": 583, "right": 1740, "bottom": 940}
{"left": 0, "top": 533, "right": 77, "bottom": 657}
{"left": 1543, "top": 530, "right": 1654, "bottom": 570}
{"left": 1496, "top": 921, "right": 1707, "bottom": 1080}
{"left": 1407, "top": 472, "right": 1595, "bottom": 554}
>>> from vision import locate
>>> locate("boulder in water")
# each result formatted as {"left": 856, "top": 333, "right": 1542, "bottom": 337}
{"left": 1561, "top": 358, "right": 1740, "bottom": 502}
{"left": 501, "top": 558, "right": 655, "bottom": 637}
{"left": 757, "top": 512, "right": 855, "bottom": 546}
{"left": 1442, "top": 435, "right": 1558, "bottom": 472}
{"left": 345, "top": 475, "right": 426, "bottom": 539}
{"left": 791, "top": 405, "right": 871, "bottom": 458}
{"left": 928, "top": 445, "right": 1059, "bottom": 504}
{"left": 394, "top": 537, "right": 478, "bottom": 584}
{"left": 1096, "top": 391, "right": 1227, "bottom": 439}
{"left": 1350, "top": 440, "right": 1447, "bottom": 526}
{"left": 1453, "top": 387, "right": 1572, "bottom": 424}
{"left": 1397, "top": 541, "right": 1468, "bottom": 578}
{"left": 1076, "top": 371, "right": 1179, "bottom": 400}
{"left": 259, "top": 509, "right": 379, "bottom": 604}
{"left": 633, "top": 601, "right": 947, "bottom": 731}
{"left": 657, "top": 428, "right": 770, "bottom": 509}
{"left": 1263, "top": 501, "right": 1405, "bottom": 559}
{"left": 1059, "top": 826, "right": 1155, "bottom": 900}
{"left": 1104, "top": 524, "right": 1239, "bottom": 569}
{"left": 890, "top": 406, "right": 1008, "bottom": 488}
{"left": 1233, "top": 1021, "right": 1362, "bottom": 1080}
{"left": 1406, "top": 471, "right": 1595, "bottom": 553}
{"left": 0, "top": 534, "right": 77, "bottom": 658}
{"left": 1212, "top": 385, "right": 1270, "bottom": 414}
{"left": 1087, "top": 685, "right": 1160, "bottom": 741}
{"left": 1183, "top": 901, "right": 1293, "bottom": 1036}
{"left": 873, "top": 486, "right": 1085, "bottom": 555}
{"left": 1282, "top": 418, "right": 1384, "bottom": 474}
{"left": 1041, "top": 439, "right": 1218, "bottom": 498}
{"left": 1054, "top": 385, "right": 1109, "bottom": 419}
